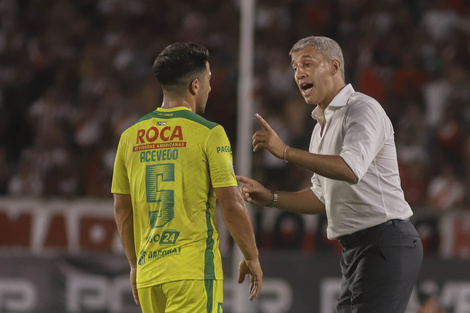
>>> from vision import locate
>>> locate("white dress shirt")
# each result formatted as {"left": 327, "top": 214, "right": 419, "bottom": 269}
{"left": 309, "top": 84, "right": 413, "bottom": 239}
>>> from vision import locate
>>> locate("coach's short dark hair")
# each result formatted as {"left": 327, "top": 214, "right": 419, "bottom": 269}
{"left": 153, "top": 42, "right": 209, "bottom": 86}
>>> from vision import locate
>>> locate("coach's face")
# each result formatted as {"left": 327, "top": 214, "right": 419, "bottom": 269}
{"left": 196, "top": 62, "right": 212, "bottom": 114}
{"left": 291, "top": 46, "right": 338, "bottom": 109}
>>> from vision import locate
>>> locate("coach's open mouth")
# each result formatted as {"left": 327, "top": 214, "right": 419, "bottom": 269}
{"left": 301, "top": 83, "right": 314, "bottom": 95}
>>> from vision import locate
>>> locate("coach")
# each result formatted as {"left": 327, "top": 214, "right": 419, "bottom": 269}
{"left": 237, "top": 35, "right": 423, "bottom": 313}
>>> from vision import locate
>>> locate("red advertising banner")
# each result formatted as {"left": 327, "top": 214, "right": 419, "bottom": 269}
{"left": 0, "top": 198, "right": 121, "bottom": 254}
{"left": 2, "top": 198, "right": 470, "bottom": 258}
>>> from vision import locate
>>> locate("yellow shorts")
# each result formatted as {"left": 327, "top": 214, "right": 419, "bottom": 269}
{"left": 138, "top": 280, "right": 223, "bottom": 313}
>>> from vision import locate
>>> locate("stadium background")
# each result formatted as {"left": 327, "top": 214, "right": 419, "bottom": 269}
{"left": 0, "top": 0, "right": 469, "bottom": 312}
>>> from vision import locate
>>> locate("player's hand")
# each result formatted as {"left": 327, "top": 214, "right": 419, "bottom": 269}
{"left": 238, "top": 258, "right": 263, "bottom": 301}
{"left": 252, "top": 113, "right": 287, "bottom": 159}
{"left": 130, "top": 266, "right": 140, "bottom": 305}
{"left": 236, "top": 175, "right": 274, "bottom": 207}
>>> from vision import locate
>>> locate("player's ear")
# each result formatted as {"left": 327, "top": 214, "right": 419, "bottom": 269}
{"left": 190, "top": 78, "right": 199, "bottom": 95}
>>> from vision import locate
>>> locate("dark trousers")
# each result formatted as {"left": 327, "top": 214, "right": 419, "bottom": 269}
{"left": 336, "top": 219, "right": 423, "bottom": 313}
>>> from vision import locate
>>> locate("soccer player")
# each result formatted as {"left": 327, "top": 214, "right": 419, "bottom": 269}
{"left": 112, "top": 42, "right": 262, "bottom": 313}
{"left": 237, "top": 36, "right": 423, "bottom": 313}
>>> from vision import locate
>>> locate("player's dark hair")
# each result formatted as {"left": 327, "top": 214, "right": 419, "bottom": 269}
{"left": 153, "top": 42, "right": 209, "bottom": 86}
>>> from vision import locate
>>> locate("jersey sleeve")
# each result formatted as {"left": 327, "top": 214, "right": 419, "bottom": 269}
{"left": 111, "top": 136, "right": 131, "bottom": 194}
{"left": 205, "top": 125, "right": 238, "bottom": 188}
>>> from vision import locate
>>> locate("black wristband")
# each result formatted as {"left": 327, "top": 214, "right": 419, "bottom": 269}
{"left": 266, "top": 191, "right": 278, "bottom": 208}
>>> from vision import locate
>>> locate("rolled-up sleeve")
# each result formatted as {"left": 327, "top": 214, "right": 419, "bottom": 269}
{"left": 310, "top": 173, "right": 325, "bottom": 204}
{"left": 340, "top": 100, "right": 390, "bottom": 183}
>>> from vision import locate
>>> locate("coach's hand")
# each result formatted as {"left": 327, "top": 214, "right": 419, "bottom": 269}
{"left": 238, "top": 258, "right": 263, "bottom": 301}
{"left": 236, "top": 175, "right": 274, "bottom": 207}
{"left": 252, "top": 113, "right": 288, "bottom": 159}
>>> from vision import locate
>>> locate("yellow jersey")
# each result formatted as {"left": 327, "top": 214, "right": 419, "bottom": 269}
{"left": 111, "top": 106, "right": 237, "bottom": 288}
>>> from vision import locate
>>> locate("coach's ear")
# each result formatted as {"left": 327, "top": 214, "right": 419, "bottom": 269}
{"left": 331, "top": 59, "right": 341, "bottom": 77}
{"left": 190, "top": 78, "right": 200, "bottom": 95}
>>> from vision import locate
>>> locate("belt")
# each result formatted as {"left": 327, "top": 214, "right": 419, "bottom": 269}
{"left": 337, "top": 218, "right": 411, "bottom": 250}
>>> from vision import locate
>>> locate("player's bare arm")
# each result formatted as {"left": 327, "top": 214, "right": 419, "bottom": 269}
{"left": 113, "top": 193, "right": 140, "bottom": 306}
{"left": 214, "top": 186, "right": 263, "bottom": 301}
{"left": 252, "top": 113, "right": 357, "bottom": 184}
{"left": 236, "top": 176, "right": 325, "bottom": 214}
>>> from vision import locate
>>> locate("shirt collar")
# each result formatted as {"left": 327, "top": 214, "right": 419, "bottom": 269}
{"left": 156, "top": 106, "right": 192, "bottom": 113}
{"left": 311, "top": 84, "right": 355, "bottom": 122}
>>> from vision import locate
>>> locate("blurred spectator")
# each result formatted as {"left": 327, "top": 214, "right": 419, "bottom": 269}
{"left": 422, "top": 0, "right": 461, "bottom": 43}
{"left": 418, "top": 292, "right": 447, "bottom": 313}
{"left": 393, "top": 51, "right": 424, "bottom": 103}
{"left": 400, "top": 159, "right": 430, "bottom": 210}
{"left": 427, "top": 163, "right": 464, "bottom": 215}
{"left": 417, "top": 281, "right": 448, "bottom": 313}
{"left": 8, "top": 157, "right": 43, "bottom": 197}
{"left": 272, "top": 211, "right": 305, "bottom": 250}
{"left": 395, "top": 104, "right": 430, "bottom": 209}
{"left": 0, "top": 148, "right": 9, "bottom": 194}
{"left": 434, "top": 107, "right": 465, "bottom": 170}
{"left": 422, "top": 52, "right": 451, "bottom": 129}
{"left": 463, "top": 135, "right": 470, "bottom": 207}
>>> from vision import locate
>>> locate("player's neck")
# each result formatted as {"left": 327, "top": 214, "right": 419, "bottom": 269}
{"left": 160, "top": 96, "right": 195, "bottom": 112}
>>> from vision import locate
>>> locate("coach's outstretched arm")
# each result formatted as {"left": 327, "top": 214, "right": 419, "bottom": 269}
{"left": 215, "top": 186, "right": 263, "bottom": 301}
{"left": 236, "top": 175, "right": 326, "bottom": 214}
{"left": 252, "top": 114, "right": 358, "bottom": 184}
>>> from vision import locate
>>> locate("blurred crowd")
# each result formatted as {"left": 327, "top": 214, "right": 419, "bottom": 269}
{"left": 1, "top": 0, "right": 470, "bottom": 256}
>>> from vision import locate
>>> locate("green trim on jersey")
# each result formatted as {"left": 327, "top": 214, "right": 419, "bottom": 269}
{"left": 204, "top": 201, "right": 216, "bottom": 279}
{"left": 205, "top": 279, "right": 214, "bottom": 313}
{"left": 132, "top": 107, "right": 219, "bottom": 130}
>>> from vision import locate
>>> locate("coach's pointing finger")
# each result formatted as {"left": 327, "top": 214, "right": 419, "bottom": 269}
{"left": 255, "top": 113, "right": 273, "bottom": 131}
{"left": 253, "top": 114, "right": 287, "bottom": 159}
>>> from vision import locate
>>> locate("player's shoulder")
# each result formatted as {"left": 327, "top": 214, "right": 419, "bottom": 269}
{"left": 172, "top": 110, "right": 220, "bottom": 130}
{"left": 138, "top": 110, "right": 220, "bottom": 129}
{"left": 118, "top": 111, "right": 156, "bottom": 137}
{"left": 119, "top": 110, "right": 222, "bottom": 139}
